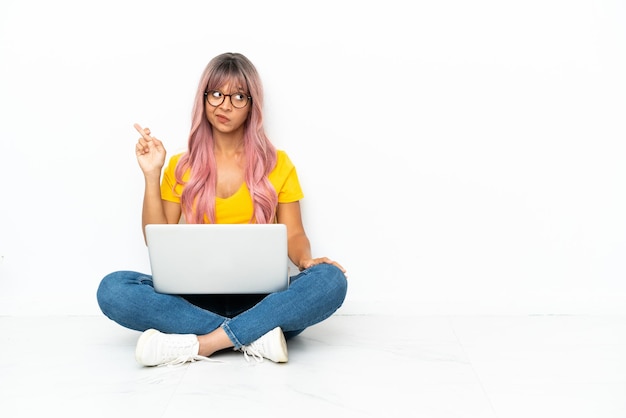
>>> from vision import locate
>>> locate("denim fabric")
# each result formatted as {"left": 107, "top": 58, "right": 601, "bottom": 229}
{"left": 96, "top": 263, "right": 347, "bottom": 348}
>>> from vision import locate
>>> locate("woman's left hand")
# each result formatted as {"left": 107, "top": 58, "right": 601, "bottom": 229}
{"left": 300, "top": 257, "right": 347, "bottom": 275}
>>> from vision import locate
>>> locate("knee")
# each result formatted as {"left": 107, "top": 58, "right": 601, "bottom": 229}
{"left": 96, "top": 272, "right": 117, "bottom": 314}
{"left": 314, "top": 263, "right": 348, "bottom": 302}
{"left": 96, "top": 271, "right": 133, "bottom": 314}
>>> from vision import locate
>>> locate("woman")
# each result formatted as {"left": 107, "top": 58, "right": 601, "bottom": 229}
{"left": 96, "top": 52, "right": 348, "bottom": 367}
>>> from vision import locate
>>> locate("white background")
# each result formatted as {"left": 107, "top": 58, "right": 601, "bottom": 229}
{"left": 1, "top": 0, "right": 625, "bottom": 316}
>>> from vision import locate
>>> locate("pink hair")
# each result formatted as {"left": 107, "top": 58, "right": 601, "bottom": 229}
{"left": 175, "top": 53, "right": 278, "bottom": 224}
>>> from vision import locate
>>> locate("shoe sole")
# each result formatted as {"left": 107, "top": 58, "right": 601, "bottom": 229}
{"left": 135, "top": 328, "right": 159, "bottom": 366}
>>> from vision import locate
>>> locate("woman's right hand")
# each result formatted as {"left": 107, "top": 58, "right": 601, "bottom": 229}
{"left": 134, "top": 123, "right": 166, "bottom": 177}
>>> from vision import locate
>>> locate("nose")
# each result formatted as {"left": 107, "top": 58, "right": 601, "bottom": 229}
{"left": 219, "top": 95, "right": 234, "bottom": 110}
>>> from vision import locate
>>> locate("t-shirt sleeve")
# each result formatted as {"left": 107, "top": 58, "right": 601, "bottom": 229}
{"left": 271, "top": 151, "right": 304, "bottom": 203}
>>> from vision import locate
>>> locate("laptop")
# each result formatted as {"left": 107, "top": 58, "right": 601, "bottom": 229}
{"left": 145, "top": 223, "right": 290, "bottom": 294}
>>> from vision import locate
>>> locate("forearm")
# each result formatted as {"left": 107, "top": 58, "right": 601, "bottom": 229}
{"left": 288, "top": 233, "right": 312, "bottom": 270}
{"left": 141, "top": 175, "right": 167, "bottom": 238}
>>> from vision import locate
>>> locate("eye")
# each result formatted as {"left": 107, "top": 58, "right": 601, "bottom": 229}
{"left": 210, "top": 90, "right": 223, "bottom": 98}
{"left": 233, "top": 93, "right": 246, "bottom": 102}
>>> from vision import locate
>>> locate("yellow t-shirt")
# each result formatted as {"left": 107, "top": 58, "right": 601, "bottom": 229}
{"left": 160, "top": 150, "right": 304, "bottom": 224}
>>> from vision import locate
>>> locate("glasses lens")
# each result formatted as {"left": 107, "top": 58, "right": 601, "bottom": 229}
{"left": 206, "top": 91, "right": 224, "bottom": 107}
{"left": 230, "top": 93, "right": 249, "bottom": 109}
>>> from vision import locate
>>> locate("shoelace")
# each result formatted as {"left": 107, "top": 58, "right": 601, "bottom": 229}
{"left": 154, "top": 338, "right": 220, "bottom": 367}
{"left": 159, "top": 354, "right": 219, "bottom": 367}
{"left": 241, "top": 343, "right": 265, "bottom": 363}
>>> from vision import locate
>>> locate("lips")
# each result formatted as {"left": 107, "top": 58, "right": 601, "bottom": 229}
{"left": 216, "top": 115, "right": 230, "bottom": 123}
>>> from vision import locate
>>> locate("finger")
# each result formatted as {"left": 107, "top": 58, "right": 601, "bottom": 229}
{"left": 136, "top": 140, "right": 150, "bottom": 154}
{"left": 136, "top": 143, "right": 147, "bottom": 156}
{"left": 133, "top": 123, "right": 152, "bottom": 141}
{"left": 150, "top": 136, "right": 163, "bottom": 148}
{"left": 136, "top": 139, "right": 149, "bottom": 153}
{"left": 136, "top": 138, "right": 153, "bottom": 154}
{"left": 320, "top": 258, "right": 347, "bottom": 274}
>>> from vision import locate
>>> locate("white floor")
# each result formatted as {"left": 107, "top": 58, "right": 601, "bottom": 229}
{"left": 1, "top": 314, "right": 625, "bottom": 418}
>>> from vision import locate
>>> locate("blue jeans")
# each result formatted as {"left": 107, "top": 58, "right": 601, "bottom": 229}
{"left": 96, "top": 263, "right": 348, "bottom": 349}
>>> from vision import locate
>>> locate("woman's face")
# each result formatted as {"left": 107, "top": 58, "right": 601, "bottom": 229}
{"left": 204, "top": 82, "right": 251, "bottom": 135}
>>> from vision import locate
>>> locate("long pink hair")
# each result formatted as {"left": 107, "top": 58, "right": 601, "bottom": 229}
{"left": 175, "top": 53, "right": 278, "bottom": 224}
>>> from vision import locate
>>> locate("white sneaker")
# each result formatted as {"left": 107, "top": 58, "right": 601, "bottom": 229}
{"left": 240, "top": 327, "right": 288, "bottom": 363}
{"left": 135, "top": 329, "right": 211, "bottom": 367}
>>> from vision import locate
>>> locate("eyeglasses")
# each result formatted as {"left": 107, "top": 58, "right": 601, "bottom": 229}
{"left": 204, "top": 90, "right": 251, "bottom": 109}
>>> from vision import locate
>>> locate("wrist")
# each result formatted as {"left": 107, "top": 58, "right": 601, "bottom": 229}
{"left": 144, "top": 172, "right": 161, "bottom": 185}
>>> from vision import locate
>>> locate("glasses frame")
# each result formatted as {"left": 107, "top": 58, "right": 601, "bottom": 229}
{"left": 204, "top": 90, "right": 252, "bottom": 109}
